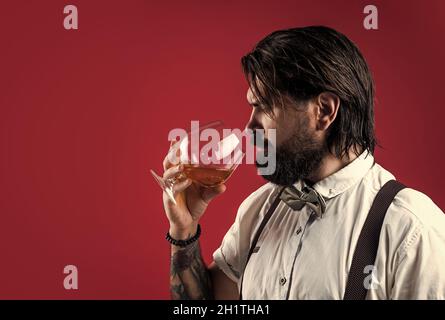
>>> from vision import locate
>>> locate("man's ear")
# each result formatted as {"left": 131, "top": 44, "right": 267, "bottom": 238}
{"left": 315, "top": 92, "right": 340, "bottom": 131}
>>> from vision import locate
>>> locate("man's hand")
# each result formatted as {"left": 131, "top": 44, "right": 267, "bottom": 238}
{"left": 162, "top": 153, "right": 226, "bottom": 240}
{"left": 160, "top": 149, "right": 228, "bottom": 300}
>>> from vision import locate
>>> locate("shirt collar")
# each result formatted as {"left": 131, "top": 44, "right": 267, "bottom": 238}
{"left": 294, "top": 151, "right": 375, "bottom": 201}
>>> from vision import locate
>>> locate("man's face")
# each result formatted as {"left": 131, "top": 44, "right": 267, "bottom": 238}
{"left": 245, "top": 88, "right": 326, "bottom": 186}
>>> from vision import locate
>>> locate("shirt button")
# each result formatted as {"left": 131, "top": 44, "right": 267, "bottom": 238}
{"left": 279, "top": 277, "right": 287, "bottom": 286}
{"left": 296, "top": 226, "right": 302, "bottom": 235}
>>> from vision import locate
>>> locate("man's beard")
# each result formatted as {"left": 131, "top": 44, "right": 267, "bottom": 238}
{"left": 256, "top": 125, "right": 326, "bottom": 186}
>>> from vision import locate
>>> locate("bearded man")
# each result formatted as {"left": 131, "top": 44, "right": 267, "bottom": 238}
{"left": 160, "top": 26, "right": 445, "bottom": 300}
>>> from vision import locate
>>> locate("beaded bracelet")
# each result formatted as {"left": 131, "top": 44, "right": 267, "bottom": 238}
{"left": 166, "top": 224, "right": 201, "bottom": 247}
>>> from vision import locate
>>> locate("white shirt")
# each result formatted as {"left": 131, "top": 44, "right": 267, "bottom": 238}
{"left": 213, "top": 152, "right": 445, "bottom": 299}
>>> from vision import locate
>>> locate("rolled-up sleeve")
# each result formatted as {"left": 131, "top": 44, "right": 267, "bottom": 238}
{"left": 213, "top": 220, "right": 242, "bottom": 283}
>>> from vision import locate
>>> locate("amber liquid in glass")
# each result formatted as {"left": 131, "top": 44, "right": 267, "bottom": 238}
{"left": 179, "top": 164, "right": 235, "bottom": 187}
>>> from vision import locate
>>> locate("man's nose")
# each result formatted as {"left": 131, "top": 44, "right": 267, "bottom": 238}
{"left": 245, "top": 109, "right": 262, "bottom": 131}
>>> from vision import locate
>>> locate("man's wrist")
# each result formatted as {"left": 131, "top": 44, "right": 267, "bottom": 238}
{"left": 167, "top": 224, "right": 201, "bottom": 247}
{"left": 169, "top": 223, "right": 199, "bottom": 240}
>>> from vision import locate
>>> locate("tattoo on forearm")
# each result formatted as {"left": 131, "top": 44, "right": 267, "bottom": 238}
{"left": 170, "top": 241, "right": 213, "bottom": 300}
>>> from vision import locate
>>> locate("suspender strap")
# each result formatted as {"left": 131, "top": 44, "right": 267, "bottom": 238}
{"left": 343, "top": 179, "right": 406, "bottom": 300}
{"left": 239, "top": 187, "right": 285, "bottom": 300}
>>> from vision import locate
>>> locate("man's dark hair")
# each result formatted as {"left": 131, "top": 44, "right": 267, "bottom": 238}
{"left": 241, "top": 25, "right": 376, "bottom": 157}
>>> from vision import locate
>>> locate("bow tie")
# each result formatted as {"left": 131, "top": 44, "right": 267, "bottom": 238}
{"left": 280, "top": 185, "right": 327, "bottom": 217}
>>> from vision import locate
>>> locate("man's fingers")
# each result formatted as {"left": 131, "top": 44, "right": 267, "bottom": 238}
{"left": 172, "top": 179, "right": 192, "bottom": 194}
{"left": 162, "top": 156, "right": 172, "bottom": 171}
{"left": 162, "top": 153, "right": 177, "bottom": 170}
{"left": 201, "top": 184, "right": 226, "bottom": 203}
{"left": 163, "top": 144, "right": 181, "bottom": 170}
{"left": 163, "top": 164, "right": 183, "bottom": 180}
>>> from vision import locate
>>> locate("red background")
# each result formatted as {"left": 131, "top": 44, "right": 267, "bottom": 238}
{"left": 1, "top": 0, "right": 444, "bottom": 299}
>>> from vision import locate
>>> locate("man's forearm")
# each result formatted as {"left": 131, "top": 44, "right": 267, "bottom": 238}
{"left": 170, "top": 240, "right": 213, "bottom": 300}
